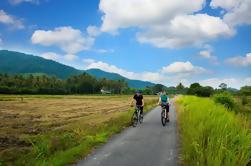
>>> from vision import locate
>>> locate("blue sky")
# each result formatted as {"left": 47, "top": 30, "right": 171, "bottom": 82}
{"left": 0, "top": 0, "right": 250, "bottom": 88}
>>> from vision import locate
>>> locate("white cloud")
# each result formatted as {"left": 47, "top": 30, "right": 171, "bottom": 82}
{"left": 82, "top": 58, "right": 249, "bottom": 89}
{"left": 87, "top": 25, "right": 101, "bottom": 37}
{"left": 84, "top": 60, "right": 136, "bottom": 79}
{"left": 210, "top": 0, "right": 242, "bottom": 10}
{"left": 93, "top": 63, "right": 164, "bottom": 83}
{"left": 94, "top": 48, "right": 114, "bottom": 54}
{"left": 225, "top": 53, "right": 251, "bottom": 67}
{"left": 41, "top": 52, "right": 60, "bottom": 61}
{"left": 83, "top": 58, "right": 95, "bottom": 64}
{"left": 83, "top": 58, "right": 161, "bottom": 82}
{"left": 199, "top": 77, "right": 251, "bottom": 89}
{"left": 137, "top": 14, "right": 233, "bottom": 48}
{"left": 9, "top": 0, "right": 39, "bottom": 5}
{"left": 31, "top": 26, "right": 95, "bottom": 60}
{"left": 64, "top": 54, "right": 78, "bottom": 61}
{"left": 138, "top": 72, "right": 163, "bottom": 83}
{"left": 161, "top": 61, "right": 206, "bottom": 75}
{"left": 95, "top": 49, "right": 108, "bottom": 53}
{"left": 224, "top": 0, "right": 251, "bottom": 26}
{"left": 0, "top": 10, "right": 24, "bottom": 29}
{"left": 99, "top": 0, "right": 234, "bottom": 49}
{"left": 244, "top": 77, "right": 251, "bottom": 85}
{"left": 199, "top": 50, "right": 211, "bottom": 58}
{"left": 211, "top": 0, "right": 251, "bottom": 26}
{"left": 40, "top": 51, "right": 78, "bottom": 62}
{"left": 198, "top": 48, "right": 219, "bottom": 65}
{"left": 100, "top": 0, "right": 205, "bottom": 32}
{"left": 83, "top": 59, "right": 206, "bottom": 86}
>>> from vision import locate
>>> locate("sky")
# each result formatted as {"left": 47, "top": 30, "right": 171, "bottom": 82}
{"left": 0, "top": 0, "right": 251, "bottom": 89}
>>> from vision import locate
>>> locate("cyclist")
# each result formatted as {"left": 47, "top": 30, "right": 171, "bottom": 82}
{"left": 131, "top": 90, "right": 144, "bottom": 118}
{"left": 158, "top": 90, "right": 170, "bottom": 121}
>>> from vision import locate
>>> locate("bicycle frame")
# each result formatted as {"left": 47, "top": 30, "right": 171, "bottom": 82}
{"left": 135, "top": 105, "right": 141, "bottom": 121}
{"left": 132, "top": 105, "right": 143, "bottom": 127}
{"left": 162, "top": 105, "right": 167, "bottom": 118}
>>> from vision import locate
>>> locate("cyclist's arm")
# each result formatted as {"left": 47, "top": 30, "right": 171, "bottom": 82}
{"left": 142, "top": 99, "right": 144, "bottom": 106}
{"left": 158, "top": 97, "right": 161, "bottom": 105}
{"left": 167, "top": 97, "right": 170, "bottom": 104}
{"left": 130, "top": 99, "right": 135, "bottom": 106}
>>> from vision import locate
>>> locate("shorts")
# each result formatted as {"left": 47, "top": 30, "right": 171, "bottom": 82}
{"left": 161, "top": 103, "right": 169, "bottom": 112}
{"left": 136, "top": 105, "right": 143, "bottom": 114}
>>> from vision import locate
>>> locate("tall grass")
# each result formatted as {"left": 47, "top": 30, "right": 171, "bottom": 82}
{"left": 176, "top": 96, "right": 251, "bottom": 166}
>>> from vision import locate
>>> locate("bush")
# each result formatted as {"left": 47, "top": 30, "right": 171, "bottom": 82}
{"left": 212, "top": 92, "right": 236, "bottom": 110}
{"left": 241, "top": 95, "right": 248, "bottom": 105}
{"left": 197, "top": 86, "right": 214, "bottom": 97}
{"left": 187, "top": 83, "right": 214, "bottom": 97}
{"left": 240, "top": 86, "right": 251, "bottom": 96}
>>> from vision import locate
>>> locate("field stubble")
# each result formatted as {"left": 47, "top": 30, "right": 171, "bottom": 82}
{"left": 0, "top": 95, "right": 158, "bottom": 165}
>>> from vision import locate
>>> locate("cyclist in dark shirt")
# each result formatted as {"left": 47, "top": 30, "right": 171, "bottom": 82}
{"left": 131, "top": 90, "right": 144, "bottom": 117}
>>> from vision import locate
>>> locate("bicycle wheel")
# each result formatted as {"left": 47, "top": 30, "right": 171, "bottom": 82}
{"left": 161, "top": 110, "right": 166, "bottom": 126}
{"left": 132, "top": 112, "right": 138, "bottom": 127}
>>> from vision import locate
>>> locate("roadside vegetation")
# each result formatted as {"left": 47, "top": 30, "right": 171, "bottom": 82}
{"left": 176, "top": 95, "right": 251, "bottom": 166}
{"left": 0, "top": 95, "right": 158, "bottom": 166}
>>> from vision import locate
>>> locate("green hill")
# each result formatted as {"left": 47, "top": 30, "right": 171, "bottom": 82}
{"left": 0, "top": 50, "right": 81, "bottom": 79}
{"left": 85, "top": 69, "right": 155, "bottom": 88}
{"left": 0, "top": 50, "right": 155, "bottom": 88}
{"left": 85, "top": 69, "right": 124, "bottom": 80}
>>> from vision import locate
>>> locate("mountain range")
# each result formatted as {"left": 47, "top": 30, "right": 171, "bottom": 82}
{"left": 0, "top": 50, "right": 155, "bottom": 88}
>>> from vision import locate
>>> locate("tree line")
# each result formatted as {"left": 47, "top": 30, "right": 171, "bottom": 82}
{"left": 139, "top": 82, "right": 250, "bottom": 97}
{"left": 0, "top": 73, "right": 250, "bottom": 96}
{"left": 0, "top": 73, "right": 128, "bottom": 94}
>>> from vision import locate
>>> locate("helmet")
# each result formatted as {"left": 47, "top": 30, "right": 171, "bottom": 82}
{"left": 135, "top": 90, "right": 141, "bottom": 94}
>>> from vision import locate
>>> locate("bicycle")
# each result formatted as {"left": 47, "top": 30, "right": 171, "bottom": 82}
{"left": 131, "top": 105, "right": 143, "bottom": 127}
{"left": 161, "top": 104, "right": 169, "bottom": 126}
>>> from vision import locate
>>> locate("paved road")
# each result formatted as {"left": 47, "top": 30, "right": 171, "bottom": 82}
{"left": 77, "top": 100, "right": 178, "bottom": 166}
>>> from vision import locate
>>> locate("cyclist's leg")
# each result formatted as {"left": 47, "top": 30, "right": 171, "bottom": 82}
{"left": 140, "top": 106, "right": 143, "bottom": 116}
{"left": 166, "top": 104, "right": 170, "bottom": 119}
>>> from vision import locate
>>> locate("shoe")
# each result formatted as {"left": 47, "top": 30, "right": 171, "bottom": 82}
{"left": 140, "top": 115, "right": 143, "bottom": 123}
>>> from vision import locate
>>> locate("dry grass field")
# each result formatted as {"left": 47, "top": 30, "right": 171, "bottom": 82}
{"left": 0, "top": 95, "right": 158, "bottom": 166}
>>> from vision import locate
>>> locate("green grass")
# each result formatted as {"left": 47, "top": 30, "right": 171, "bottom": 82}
{"left": 33, "top": 112, "right": 132, "bottom": 166}
{"left": 176, "top": 96, "right": 251, "bottom": 166}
